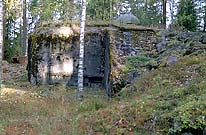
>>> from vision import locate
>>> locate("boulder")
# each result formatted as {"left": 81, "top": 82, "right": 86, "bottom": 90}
{"left": 116, "top": 14, "right": 140, "bottom": 24}
{"left": 200, "top": 35, "right": 206, "bottom": 44}
{"left": 2, "top": 61, "right": 9, "bottom": 73}
{"left": 156, "top": 36, "right": 166, "bottom": 52}
{"left": 2, "top": 60, "right": 27, "bottom": 81}
{"left": 184, "top": 43, "right": 206, "bottom": 55}
{"left": 18, "top": 56, "right": 28, "bottom": 65}
{"left": 203, "top": 128, "right": 206, "bottom": 135}
{"left": 178, "top": 33, "right": 189, "bottom": 42}
{"left": 126, "top": 70, "right": 139, "bottom": 84}
{"left": 167, "top": 56, "right": 178, "bottom": 66}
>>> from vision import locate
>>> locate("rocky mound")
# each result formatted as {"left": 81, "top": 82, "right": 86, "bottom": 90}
{"left": 2, "top": 61, "right": 27, "bottom": 81}
{"left": 117, "top": 30, "right": 206, "bottom": 92}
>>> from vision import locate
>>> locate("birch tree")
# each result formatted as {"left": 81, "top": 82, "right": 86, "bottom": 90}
{"left": 77, "top": 0, "right": 86, "bottom": 100}
{"left": 23, "top": 0, "right": 27, "bottom": 56}
{"left": 0, "top": 0, "right": 3, "bottom": 90}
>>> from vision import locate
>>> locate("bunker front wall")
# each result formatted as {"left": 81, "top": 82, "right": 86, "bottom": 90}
{"left": 28, "top": 28, "right": 110, "bottom": 89}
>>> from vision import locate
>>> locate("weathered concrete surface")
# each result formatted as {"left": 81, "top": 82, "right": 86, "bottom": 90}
{"left": 28, "top": 25, "right": 110, "bottom": 89}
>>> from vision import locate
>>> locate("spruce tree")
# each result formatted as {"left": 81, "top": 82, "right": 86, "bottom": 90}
{"left": 176, "top": 0, "right": 197, "bottom": 31}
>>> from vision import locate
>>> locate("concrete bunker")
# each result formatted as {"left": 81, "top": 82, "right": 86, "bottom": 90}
{"left": 28, "top": 24, "right": 111, "bottom": 90}
{"left": 28, "top": 23, "right": 157, "bottom": 94}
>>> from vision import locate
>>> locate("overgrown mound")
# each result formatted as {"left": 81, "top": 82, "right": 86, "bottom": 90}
{"left": 120, "top": 30, "right": 206, "bottom": 90}
{"left": 76, "top": 51, "right": 206, "bottom": 134}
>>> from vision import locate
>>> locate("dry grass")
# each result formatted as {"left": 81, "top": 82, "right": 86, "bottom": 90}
{"left": 0, "top": 78, "right": 108, "bottom": 135}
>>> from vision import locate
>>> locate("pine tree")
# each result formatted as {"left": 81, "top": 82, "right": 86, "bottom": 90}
{"left": 176, "top": 0, "right": 197, "bottom": 31}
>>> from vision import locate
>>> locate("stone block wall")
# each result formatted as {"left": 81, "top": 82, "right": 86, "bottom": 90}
{"left": 109, "top": 29, "right": 157, "bottom": 92}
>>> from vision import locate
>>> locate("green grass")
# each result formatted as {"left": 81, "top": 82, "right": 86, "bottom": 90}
{"left": 75, "top": 53, "right": 206, "bottom": 135}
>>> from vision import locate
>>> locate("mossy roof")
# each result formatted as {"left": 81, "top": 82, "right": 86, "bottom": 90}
{"left": 30, "top": 21, "right": 159, "bottom": 38}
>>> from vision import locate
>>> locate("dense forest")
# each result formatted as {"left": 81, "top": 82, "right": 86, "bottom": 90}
{"left": 0, "top": 0, "right": 206, "bottom": 135}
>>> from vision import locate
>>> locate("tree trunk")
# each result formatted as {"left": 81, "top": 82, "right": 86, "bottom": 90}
{"left": 145, "top": 0, "right": 148, "bottom": 11}
{"left": 204, "top": 5, "right": 206, "bottom": 32}
{"left": 203, "top": 15, "right": 206, "bottom": 32}
{"left": 2, "top": 1, "right": 5, "bottom": 60}
{"left": 23, "top": 0, "right": 27, "bottom": 56}
{"left": 77, "top": 0, "right": 87, "bottom": 100}
{"left": 162, "top": 0, "right": 167, "bottom": 28}
{"left": 111, "top": 0, "right": 114, "bottom": 18}
{"left": 169, "top": 0, "right": 174, "bottom": 24}
{"left": 0, "top": 0, "right": 3, "bottom": 90}
{"left": 69, "top": 0, "right": 74, "bottom": 21}
{"left": 20, "top": 1, "right": 23, "bottom": 51}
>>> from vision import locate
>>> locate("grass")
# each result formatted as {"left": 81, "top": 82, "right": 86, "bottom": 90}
{"left": 1, "top": 53, "right": 206, "bottom": 135}
{"left": 0, "top": 77, "right": 109, "bottom": 135}
{"left": 74, "top": 53, "right": 206, "bottom": 135}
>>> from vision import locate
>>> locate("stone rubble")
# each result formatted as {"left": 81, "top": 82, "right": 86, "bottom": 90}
{"left": 2, "top": 60, "right": 27, "bottom": 81}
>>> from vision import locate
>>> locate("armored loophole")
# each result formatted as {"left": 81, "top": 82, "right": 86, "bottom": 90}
{"left": 84, "top": 77, "right": 103, "bottom": 87}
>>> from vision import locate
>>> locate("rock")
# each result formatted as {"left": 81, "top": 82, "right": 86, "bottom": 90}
{"left": 203, "top": 128, "right": 206, "bottom": 135}
{"left": 156, "top": 40, "right": 166, "bottom": 52}
{"left": 167, "top": 56, "right": 178, "bottom": 66}
{"left": 126, "top": 70, "right": 139, "bottom": 84}
{"left": 166, "top": 31, "right": 177, "bottom": 38}
{"left": 2, "top": 60, "right": 9, "bottom": 65}
{"left": 156, "top": 32, "right": 167, "bottom": 52}
{"left": 178, "top": 33, "right": 189, "bottom": 42}
{"left": 116, "top": 14, "right": 140, "bottom": 24}
{"left": 40, "top": 89, "right": 53, "bottom": 97}
{"left": 2, "top": 60, "right": 27, "bottom": 81}
{"left": 200, "top": 35, "right": 206, "bottom": 44}
{"left": 2, "top": 61, "right": 9, "bottom": 73}
{"left": 2, "top": 74, "right": 9, "bottom": 80}
{"left": 18, "top": 56, "right": 28, "bottom": 65}
{"left": 184, "top": 44, "right": 206, "bottom": 55}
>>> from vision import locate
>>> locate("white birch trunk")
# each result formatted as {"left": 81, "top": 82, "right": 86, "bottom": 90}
{"left": 23, "top": 0, "right": 27, "bottom": 56}
{"left": 77, "top": 0, "right": 86, "bottom": 100}
{"left": 0, "top": 0, "right": 3, "bottom": 90}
